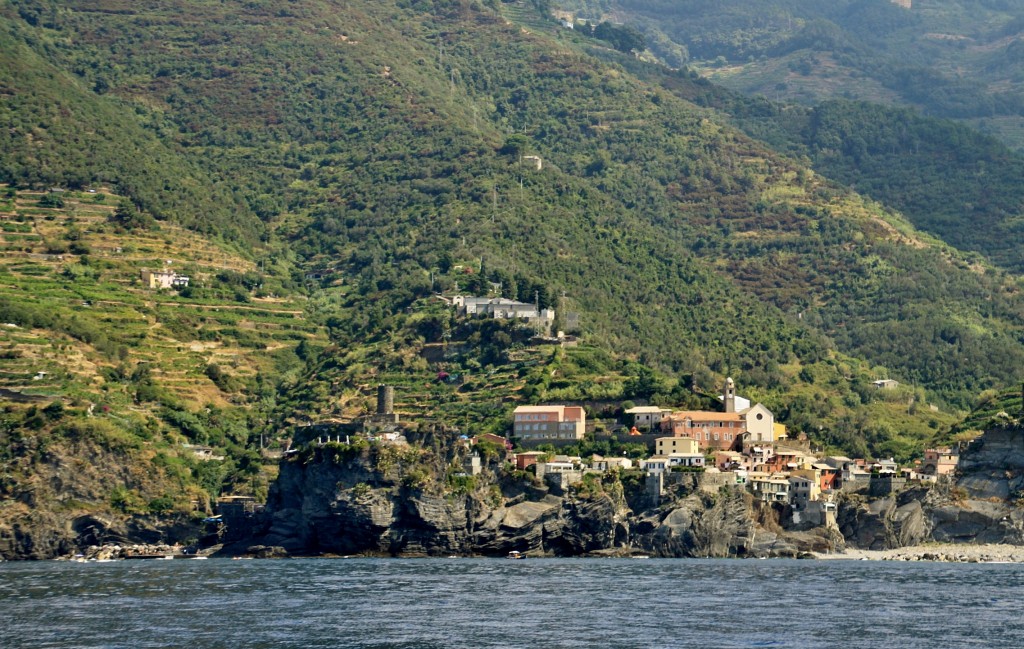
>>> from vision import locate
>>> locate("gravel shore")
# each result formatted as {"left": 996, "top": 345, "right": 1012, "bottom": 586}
{"left": 815, "top": 543, "right": 1024, "bottom": 563}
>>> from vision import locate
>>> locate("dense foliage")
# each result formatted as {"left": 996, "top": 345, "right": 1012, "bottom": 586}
{"left": 0, "top": 0, "right": 1022, "bottom": 480}
{"left": 563, "top": 0, "right": 1024, "bottom": 149}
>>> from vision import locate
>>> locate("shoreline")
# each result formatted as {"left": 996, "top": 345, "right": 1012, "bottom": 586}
{"left": 814, "top": 543, "right": 1024, "bottom": 563}
{"left": 29, "top": 541, "right": 1024, "bottom": 563}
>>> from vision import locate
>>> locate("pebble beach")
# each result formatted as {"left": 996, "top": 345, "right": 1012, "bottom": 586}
{"left": 816, "top": 543, "right": 1024, "bottom": 563}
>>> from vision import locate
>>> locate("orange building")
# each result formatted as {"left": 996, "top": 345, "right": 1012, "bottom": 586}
{"left": 514, "top": 451, "right": 546, "bottom": 470}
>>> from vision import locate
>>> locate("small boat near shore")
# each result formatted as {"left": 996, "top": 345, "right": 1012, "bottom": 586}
{"left": 507, "top": 551, "right": 526, "bottom": 560}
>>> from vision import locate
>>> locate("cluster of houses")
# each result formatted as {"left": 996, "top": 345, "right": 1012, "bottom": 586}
{"left": 292, "top": 377, "right": 959, "bottom": 527}
{"left": 444, "top": 295, "right": 556, "bottom": 330}
{"left": 500, "top": 378, "right": 960, "bottom": 521}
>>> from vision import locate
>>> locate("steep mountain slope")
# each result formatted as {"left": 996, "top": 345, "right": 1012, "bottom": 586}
{"left": 0, "top": 23, "right": 261, "bottom": 241}
{"left": 0, "top": 186, "right": 327, "bottom": 556}
{"left": 3, "top": 0, "right": 1024, "bottom": 406}
{"left": 2, "top": 0, "right": 1024, "bottom": 557}
{"left": 601, "top": 53, "right": 1024, "bottom": 273}
{"left": 561, "top": 0, "right": 1024, "bottom": 148}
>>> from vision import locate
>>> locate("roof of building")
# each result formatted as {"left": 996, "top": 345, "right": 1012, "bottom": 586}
{"left": 668, "top": 411, "right": 744, "bottom": 422}
{"left": 738, "top": 402, "right": 773, "bottom": 415}
{"left": 515, "top": 405, "right": 572, "bottom": 413}
{"left": 513, "top": 405, "right": 584, "bottom": 420}
{"left": 512, "top": 405, "right": 585, "bottom": 419}
{"left": 625, "top": 406, "right": 667, "bottom": 414}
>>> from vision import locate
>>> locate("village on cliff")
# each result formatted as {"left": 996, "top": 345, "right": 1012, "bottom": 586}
{"left": 276, "top": 294, "right": 962, "bottom": 530}
{"left": 290, "top": 375, "right": 959, "bottom": 532}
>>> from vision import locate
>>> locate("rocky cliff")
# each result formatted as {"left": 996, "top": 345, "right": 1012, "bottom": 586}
{"left": 0, "top": 435, "right": 204, "bottom": 560}
{"left": 250, "top": 426, "right": 1024, "bottom": 558}
{"left": 11, "top": 426, "right": 1024, "bottom": 560}
{"left": 834, "top": 425, "right": 1024, "bottom": 550}
{"left": 248, "top": 440, "right": 839, "bottom": 558}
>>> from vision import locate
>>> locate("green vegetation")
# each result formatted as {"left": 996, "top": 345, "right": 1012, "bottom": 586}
{"left": 0, "top": 187, "right": 324, "bottom": 519}
{"left": 0, "top": 0, "right": 1022, "bottom": 531}
{"left": 564, "top": 0, "right": 1024, "bottom": 149}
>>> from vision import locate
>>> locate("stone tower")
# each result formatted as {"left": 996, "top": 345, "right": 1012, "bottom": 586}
{"left": 723, "top": 377, "right": 736, "bottom": 413}
{"left": 377, "top": 384, "right": 395, "bottom": 415}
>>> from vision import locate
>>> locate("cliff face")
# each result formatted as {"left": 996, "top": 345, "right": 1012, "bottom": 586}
{"left": 253, "top": 444, "right": 838, "bottom": 558}
{"left": 834, "top": 426, "right": 1024, "bottom": 550}
{"left": 15, "top": 424, "right": 1022, "bottom": 560}
{"left": 258, "top": 444, "right": 635, "bottom": 556}
{"left": 256, "top": 426, "right": 1024, "bottom": 558}
{"left": 0, "top": 436, "right": 203, "bottom": 560}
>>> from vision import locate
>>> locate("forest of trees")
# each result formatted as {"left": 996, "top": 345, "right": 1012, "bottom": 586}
{"left": 1, "top": 0, "right": 1023, "bottom": 468}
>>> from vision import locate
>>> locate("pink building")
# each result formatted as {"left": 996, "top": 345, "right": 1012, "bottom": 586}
{"left": 921, "top": 448, "right": 959, "bottom": 476}
{"left": 663, "top": 411, "right": 744, "bottom": 451}
{"left": 513, "top": 405, "right": 586, "bottom": 441}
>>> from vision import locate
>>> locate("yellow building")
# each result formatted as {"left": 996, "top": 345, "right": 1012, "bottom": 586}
{"left": 656, "top": 436, "right": 700, "bottom": 456}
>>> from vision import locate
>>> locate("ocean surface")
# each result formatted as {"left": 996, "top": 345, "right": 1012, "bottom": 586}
{"left": 1, "top": 557, "right": 1021, "bottom": 648}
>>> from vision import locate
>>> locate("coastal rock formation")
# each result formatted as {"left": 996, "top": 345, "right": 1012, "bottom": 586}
{"left": 250, "top": 424, "right": 1024, "bottom": 559}
{"left": 957, "top": 426, "right": 1024, "bottom": 501}
{"left": 250, "top": 442, "right": 838, "bottom": 558}
{"left": 0, "top": 435, "right": 205, "bottom": 561}
{"left": 632, "top": 490, "right": 759, "bottom": 557}
{"left": 831, "top": 426, "right": 1024, "bottom": 551}
{"left": 257, "top": 443, "right": 638, "bottom": 556}
{"left": 10, "top": 426, "right": 1024, "bottom": 560}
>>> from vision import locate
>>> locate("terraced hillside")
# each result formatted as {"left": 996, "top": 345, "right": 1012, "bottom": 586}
{"left": 0, "top": 0, "right": 1022, "bottom": 557}
{"left": 0, "top": 186, "right": 330, "bottom": 552}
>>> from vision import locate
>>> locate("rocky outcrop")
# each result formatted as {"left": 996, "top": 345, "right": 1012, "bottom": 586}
{"left": 837, "top": 491, "right": 930, "bottom": 550}
{"left": 0, "top": 510, "right": 202, "bottom": 561}
{"left": 256, "top": 444, "right": 640, "bottom": 556}
{"left": 251, "top": 443, "right": 840, "bottom": 558}
{"left": 233, "top": 426, "right": 1024, "bottom": 559}
{"left": 957, "top": 426, "right": 1024, "bottom": 501}
{"left": 832, "top": 426, "right": 1024, "bottom": 551}
{"left": 631, "top": 490, "right": 756, "bottom": 557}
{"left": 0, "top": 435, "right": 207, "bottom": 561}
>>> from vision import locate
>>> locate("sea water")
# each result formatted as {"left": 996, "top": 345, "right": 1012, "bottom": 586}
{"left": 1, "top": 557, "right": 1020, "bottom": 648}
